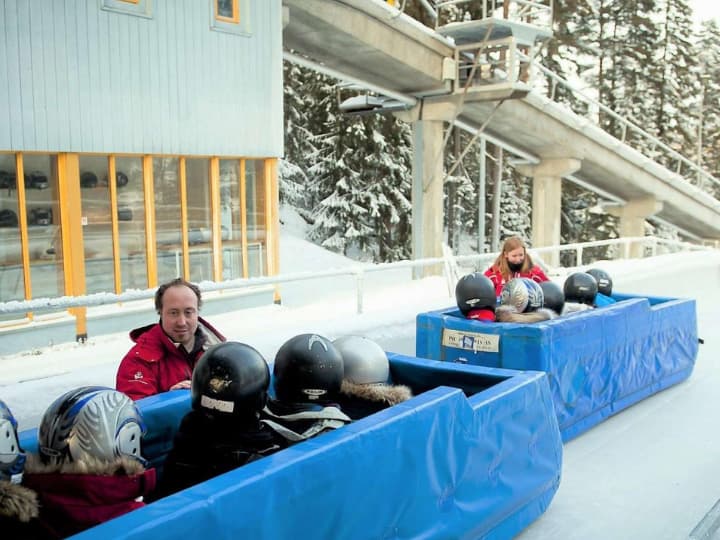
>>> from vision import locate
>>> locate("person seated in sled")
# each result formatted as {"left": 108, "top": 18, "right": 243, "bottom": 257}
{"left": 333, "top": 335, "right": 412, "bottom": 420}
{"left": 586, "top": 268, "right": 617, "bottom": 307}
{"left": 23, "top": 387, "right": 155, "bottom": 538}
{"left": 116, "top": 278, "right": 225, "bottom": 401}
{"left": 455, "top": 272, "right": 497, "bottom": 321}
{"left": 260, "top": 334, "right": 352, "bottom": 443}
{"left": 495, "top": 277, "right": 556, "bottom": 323}
{"left": 484, "top": 236, "right": 549, "bottom": 297}
{"left": 0, "top": 398, "right": 48, "bottom": 539}
{"left": 157, "top": 342, "right": 288, "bottom": 498}
{"left": 561, "top": 272, "right": 598, "bottom": 315}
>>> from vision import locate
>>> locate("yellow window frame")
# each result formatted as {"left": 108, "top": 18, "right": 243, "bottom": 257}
{"left": 215, "top": 0, "right": 240, "bottom": 24}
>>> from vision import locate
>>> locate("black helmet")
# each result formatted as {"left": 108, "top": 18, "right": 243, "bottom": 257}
{"left": 586, "top": 268, "right": 613, "bottom": 297}
{"left": 455, "top": 272, "right": 496, "bottom": 315}
{"left": 563, "top": 272, "right": 598, "bottom": 305}
{"left": 273, "top": 334, "right": 344, "bottom": 403}
{"left": 0, "top": 399, "right": 26, "bottom": 483}
{"left": 191, "top": 342, "right": 270, "bottom": 417}
{"left": 539, "top": 281, "right": 565, "bottom": 314}
{"left": 500, "top": 277, "right": 544, "bottom": 312}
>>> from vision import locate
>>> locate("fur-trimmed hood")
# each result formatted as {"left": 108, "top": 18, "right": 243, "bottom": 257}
{"left": 495, "top": 305, "right": 556, "bottom": 323}
{"left": 340, "top": 380, "right": 413, "bottom": 406}
{"left": 0, "top": 481, "right": 39, "bottom": 523}
{"left": 24, "top": 454, "right": 147, "bottom": 477}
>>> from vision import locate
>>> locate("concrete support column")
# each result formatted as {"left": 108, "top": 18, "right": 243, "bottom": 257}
{"left": 606, "top": 196, "right": 664, "bottom": 258}
{"left": 517, "top": 158, "right": 581, "bottom": 267}
{"left": 411, "top": 118, "right": 444, "bottom": 277}
{"left": 399, "top": 101, "right": 459, "bottom": 277}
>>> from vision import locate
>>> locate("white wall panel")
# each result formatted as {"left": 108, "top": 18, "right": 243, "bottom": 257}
{"left": 0, "top": 0, "right": 283, "bottom": 157}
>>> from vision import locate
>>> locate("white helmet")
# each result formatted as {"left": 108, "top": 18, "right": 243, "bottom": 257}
{"left": 38, "top": 386, "right": 146, "bottom": 465}
{"left": 333, "top": 335, "right": 389, "bottom": 386}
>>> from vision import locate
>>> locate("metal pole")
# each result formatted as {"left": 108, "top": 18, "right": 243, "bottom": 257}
{"left": 491, "top": 146, "right": 503, "bottom": 252}
{"left": 477, "top": 137, "right": 486, "bottom": 253}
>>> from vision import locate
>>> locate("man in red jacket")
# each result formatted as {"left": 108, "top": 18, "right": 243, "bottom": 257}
{"left": 116, "top": 278, "right": 226, "bottom": 401}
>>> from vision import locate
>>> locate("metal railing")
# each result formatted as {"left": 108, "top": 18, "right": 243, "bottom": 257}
{"left": 525, "top": 53, "right": 720, "bottom": 197}
{"left": 434, "top": 0, "right": 553, "bottom": 29}
{"left": 0, "top": 236, "right": 712, "bottom": 320}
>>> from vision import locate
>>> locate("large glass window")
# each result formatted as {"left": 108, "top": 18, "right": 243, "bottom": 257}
{"left": 0, "top": 154, "right": 24, "bottom": 303}
{"left": 186, "top": 159, "right": 212, "bottom": 282}
{"left": 219, "top": 159, "right": 243, "bottom": 279}
{"left": 79, "top": 156, "right": 115, "bottom": 295}
{"left": 23, "top": 154, "right": 64, "bottom": 299}
{"left": 116, "top": 156, "right": 146, "bottom": 291}
{"left": 153, "top": 157, "right": 183, "bottom": 284}
{"left": 246, "top": 159, "right": 267, "bottom": 277}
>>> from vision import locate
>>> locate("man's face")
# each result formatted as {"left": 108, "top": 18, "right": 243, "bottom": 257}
{"left": 160, "top": 285, "right": 199, "bottom": 348}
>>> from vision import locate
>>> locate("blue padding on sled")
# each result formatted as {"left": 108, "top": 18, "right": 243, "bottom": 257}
{"left": 20, "top": 355, "right": 562, "bottom": 540}
{"left": 416, "top": 294, "right": 698, "bottom": 442}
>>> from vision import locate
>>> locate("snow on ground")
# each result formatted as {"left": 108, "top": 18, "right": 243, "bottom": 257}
{"left": 1, "top": 222, "right": 719, "bottom": 539}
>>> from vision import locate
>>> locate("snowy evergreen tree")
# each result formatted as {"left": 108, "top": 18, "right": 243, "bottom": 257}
{"left": 653, "top": 0, "right": 699, "bottom": 161}
{"left": 695, "top": 20, "right": 720, "bottom": 197}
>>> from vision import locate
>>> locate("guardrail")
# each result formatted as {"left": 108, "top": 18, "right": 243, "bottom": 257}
{"left": 525, "top": 53, "right": 720, "bottom": 197}
{"left": 0, "top": 236, "right": 712, "bottom": 321}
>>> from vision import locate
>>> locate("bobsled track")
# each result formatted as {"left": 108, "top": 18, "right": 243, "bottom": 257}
{"left": 3, "top": 248, "right": 720, "bottom": 539}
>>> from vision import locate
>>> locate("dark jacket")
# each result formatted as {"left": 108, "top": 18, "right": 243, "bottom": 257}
{"left": 0, "top": 480, "right": 49, "bottom": 540}
{"left": 116, "top": 317, "right": 225, "bottom": 400}
{"left": 157, "top": 410, "right": 288, "bottom": 499}
{"left": 22, "top": 455, "right": 156, "bottom": 539}
{"left": 337, "top": 380, "right": 413, "bottom": 420}
{"left": 260, "top": 399, "right": 352, "bottom": 443}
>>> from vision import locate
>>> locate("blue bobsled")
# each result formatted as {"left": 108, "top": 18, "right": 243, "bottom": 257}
{"left": 416, "top": 293, "right": 699, "bottom": 442}
{"left": 20, "top": 354, "right": 562, "bottom": 540}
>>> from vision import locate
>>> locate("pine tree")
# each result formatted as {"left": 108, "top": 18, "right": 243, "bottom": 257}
{"left": 654, "top": 0, "right": 699, "bottom": 162}
{"left": 695, "top": 20, "right": 720, "bottom": 197}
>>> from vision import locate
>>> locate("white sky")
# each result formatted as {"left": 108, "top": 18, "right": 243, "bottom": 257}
{"left": 689, "top": 0, "right": 720, "bottom": 24}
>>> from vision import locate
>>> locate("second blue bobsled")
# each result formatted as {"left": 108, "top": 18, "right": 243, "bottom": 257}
{"left": 416, "top": 294, "right": 698, "bottom": 441}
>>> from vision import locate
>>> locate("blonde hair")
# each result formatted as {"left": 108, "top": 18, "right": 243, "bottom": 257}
{"left": 491, "top": 236, "right": 536, "bottom": 282}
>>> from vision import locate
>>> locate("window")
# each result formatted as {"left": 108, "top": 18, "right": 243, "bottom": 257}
{"left": 101, "top": 0, "right": 152, "bottom": 18}
{"left": 210, "top": 0, "right": 250, "bottom": 36}
{"left": 215, "top": 0, "right": 239, "bottom": 23}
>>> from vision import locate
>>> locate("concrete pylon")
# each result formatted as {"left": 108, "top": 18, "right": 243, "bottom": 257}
{"left": 517, "top": 158, "right": 581, "bottom": 267}
{"left": 398, "top": 101, "right": 459, "bottom": 278}
{"left": 606, "top": 196, "right": 664, "bottom": 258}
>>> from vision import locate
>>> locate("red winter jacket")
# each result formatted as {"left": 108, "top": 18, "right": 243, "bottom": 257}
{"left": 23, "top": 457, "right": 156, "bottom": 539}
{"left": 116, "top": 317, "right": 225, "bottom": 401}
{"left": 484, "top": 265, "right": 549, "bottom": 296}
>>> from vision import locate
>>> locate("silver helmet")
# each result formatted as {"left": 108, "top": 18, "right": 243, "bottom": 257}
{"left": 333, "top": 335, "right": 389, "bottom": 386}
{"left": 500, "top": 277, "right": 544, "bottom": 313}
{"left": 0, "top": 399, "right": 26, "bottom": 483}
{"left": 38, "top": 386, "right": 146, "bottom": 465}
